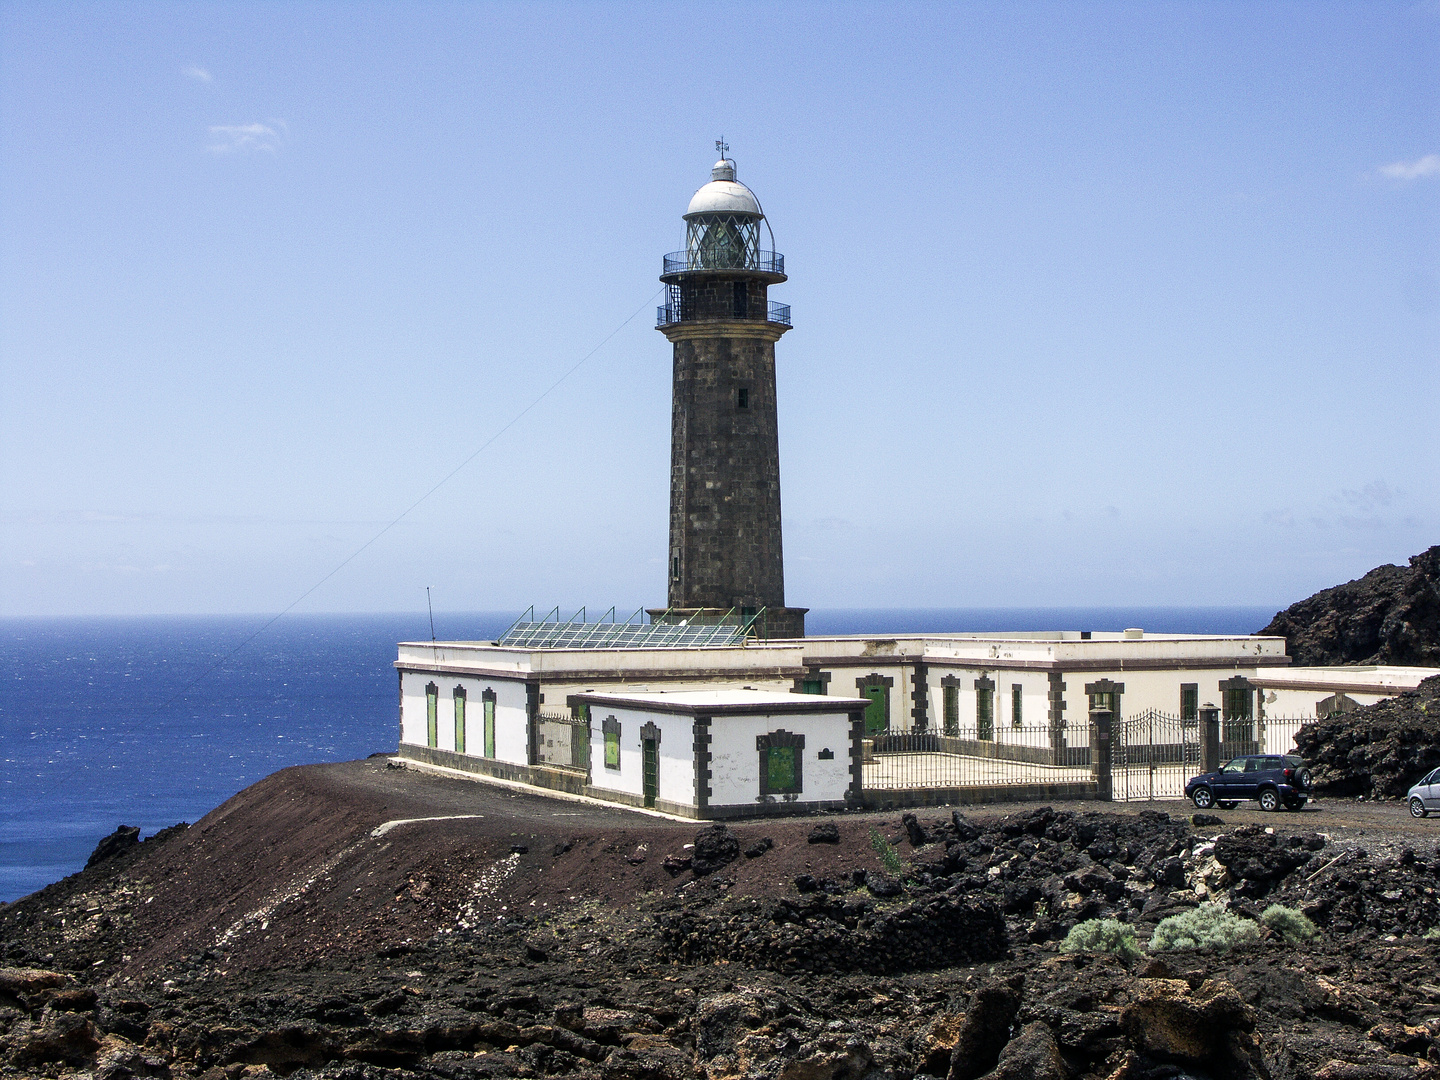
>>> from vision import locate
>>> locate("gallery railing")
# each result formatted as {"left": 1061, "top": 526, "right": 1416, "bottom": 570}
{"left": 662, "top": 249, "right": 785, "bottom": 276}
{"left": 656, "top": 301, "right": 792, "bottom": 328}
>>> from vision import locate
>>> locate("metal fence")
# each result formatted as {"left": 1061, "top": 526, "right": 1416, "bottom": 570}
{"left": 862, "top": 724, "right": 1095, "bottom": 793}
{"left": 534, "top": 711, "right": 589, "bottom": 772}
{"left": 862, "top": 713, "right": 1312, "bottom": 802}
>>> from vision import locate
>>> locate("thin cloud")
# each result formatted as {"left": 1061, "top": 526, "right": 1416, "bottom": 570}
{"left": 1338, "top": 480, "right": 1399, "bottom": 512}
{"left": 182, "top": 65, "right": 212, "bottom": 83}
{"left": 207, "top": 120, "right": 286, "bottom": 154}
{"left": 1379, "top": 154, "right": 1440, "bottom": 181}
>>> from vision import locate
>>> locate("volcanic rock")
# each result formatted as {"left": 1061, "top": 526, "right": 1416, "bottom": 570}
{"left": 985, "top": 1021, "right": 1067, "bottom": 1080}
{"left": 948, "top": 974, "right": 1024, "bottom": 1080}
{"left": 1294, "top": 675, "right": 1440, "bottom": 797}
{"left": 1258, "top": 545, "right": 1440, "bottom": 666}
{"left": 85, "top": 826, "right": 140, "bottom": 869}
{"left": 690, "top": 823, "right": 740, "bottom": 875}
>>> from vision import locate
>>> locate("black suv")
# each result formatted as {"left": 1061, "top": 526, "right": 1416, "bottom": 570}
{"left": 1185, "top": 754, "right": 1312, "bottom": 812}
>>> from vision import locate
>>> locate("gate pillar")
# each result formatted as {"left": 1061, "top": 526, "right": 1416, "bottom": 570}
{"left": 1199, "top": 704, "right": 1220, "bottom": 774}
{"left": 1090, "top": 707, "right": 1113, "bottom": 801}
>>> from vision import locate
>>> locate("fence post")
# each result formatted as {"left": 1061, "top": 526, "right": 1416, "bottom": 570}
{"left": 1199, "top": 703, "right": 1220, "bottom": 774}
{"left": 1090, "top": 707, "right": 1113, "bottom": 801}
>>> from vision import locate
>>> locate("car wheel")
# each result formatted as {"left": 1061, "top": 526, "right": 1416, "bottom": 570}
{"left": 1411, "top": 797, "right": 1428, "bottom": 819}
{"left": 1192, "top": 786, "right": 1214, "bottom": 810}
{"left": 1296, "top": 768, "right": 1313, "bottom": 790}
{"left": 1258, "top": 788, "right": 1280, "bottom": 812}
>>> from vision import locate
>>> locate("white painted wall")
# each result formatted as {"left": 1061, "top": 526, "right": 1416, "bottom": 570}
{"left": 924, "top": 668, "right": 1055, "bottom": 747}
{"left": 585, "top": 706, "right": 695, "bottom": 806}
{"left": 399, "top": 671, "right": 530, "bottom": 765}
{"left": 708, "top": 711, "right": 852, "bottom": 809}
{"left": 1264, "top": 687, "right": 1387, "bottom": 718}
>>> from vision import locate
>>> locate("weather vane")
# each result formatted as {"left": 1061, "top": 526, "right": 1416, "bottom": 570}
{"left": 716, "top": 137, "right": 729, "bottom": 160}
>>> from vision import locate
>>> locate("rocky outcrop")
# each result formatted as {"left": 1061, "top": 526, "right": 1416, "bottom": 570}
{"left": 1294, "top": 675, "right": 1440, "bottom": 798}
{"left": 1258, "top": 546, "right": 1440, "bottom": 666}
{"left": 84, "top": 826, "right": 140, "bottom": 869}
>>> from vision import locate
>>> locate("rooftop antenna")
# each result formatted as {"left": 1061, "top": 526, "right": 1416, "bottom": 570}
{"left": 426, "top": 587, "right": 436, "bottom": 643}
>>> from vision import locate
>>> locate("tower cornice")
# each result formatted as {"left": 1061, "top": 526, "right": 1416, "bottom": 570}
{"left": 658, "top": 320, "right": 791, "bottom": 344}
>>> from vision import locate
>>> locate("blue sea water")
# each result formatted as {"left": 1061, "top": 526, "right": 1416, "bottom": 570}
{"left": 0, "top": 606, "right": 1275, "bottom": 902}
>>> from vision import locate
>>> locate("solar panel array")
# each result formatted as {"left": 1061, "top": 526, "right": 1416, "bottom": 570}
{"left": 496, "top": 611, "right": 754, "bottom": 650}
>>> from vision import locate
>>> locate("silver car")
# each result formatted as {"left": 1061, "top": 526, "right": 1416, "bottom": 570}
{"left": 1407, "top": 768, "right": 1440, "bottom": 818}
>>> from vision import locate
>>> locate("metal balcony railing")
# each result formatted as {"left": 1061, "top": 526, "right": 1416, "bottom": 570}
{"left": 656, "top": 301, "right": 792, "bottom": 329}
{"left": 662, "top": 250, "right": 785, "bottom": 276}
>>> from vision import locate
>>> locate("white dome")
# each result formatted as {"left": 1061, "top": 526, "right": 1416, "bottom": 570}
{"left": 685, "top": 159, "right": 762, "bottom": 218}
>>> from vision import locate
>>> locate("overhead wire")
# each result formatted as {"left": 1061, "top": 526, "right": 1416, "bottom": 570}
{"left": 155, "top": 285, "right": 667, "bottom": 710}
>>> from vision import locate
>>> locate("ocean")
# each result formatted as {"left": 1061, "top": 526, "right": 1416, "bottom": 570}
{"left": 0, "top": 606, "right": 1275, "bottom": 902}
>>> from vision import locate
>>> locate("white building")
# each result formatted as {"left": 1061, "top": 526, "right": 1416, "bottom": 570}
{"left": 392, "top": 623, "right": 1440, "bottom": 811}
{"left": 1251, "top": 665, "right": 1440, "bottom": 719}
{"left": 570, "top": 689, "right": 863, "bottom": 817}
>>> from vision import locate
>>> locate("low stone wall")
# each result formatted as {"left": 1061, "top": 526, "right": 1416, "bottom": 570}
{"left": 859, "top": 781, "right": 1100, "bottom": 810}
{"left": 397, "top": 744, "right": 588, "bottom": 796}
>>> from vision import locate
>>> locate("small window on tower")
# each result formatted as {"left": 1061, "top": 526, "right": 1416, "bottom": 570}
{"left": 737, "top": 387, "right": 749, "bottom": 410}
{"left": 732, "top": 280, "right": 749, "bottom": 318}
{"left": 672, "top": 556, "right": 680, "bottom": 580}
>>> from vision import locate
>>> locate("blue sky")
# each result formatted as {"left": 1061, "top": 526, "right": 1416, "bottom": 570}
{"left": 2, "top": 1, "right": 1436, "bottom": 618}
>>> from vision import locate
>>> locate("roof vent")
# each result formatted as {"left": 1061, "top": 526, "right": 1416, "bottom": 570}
{"left": 1123, "top": 628, "right": 1144, "bottom": 640}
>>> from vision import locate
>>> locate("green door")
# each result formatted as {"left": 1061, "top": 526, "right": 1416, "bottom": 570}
{"left": 483, "top": 698, "right": 496, "bottom": 758}
{"left": 426, "top": 685, "right": 438, "bottom": 748}
{"left": 454, "top": 692, "right": 466, "bottom": 754}
{"left": 642, "top": 738, "right": 659, "bottom": 808}
{"left": 863, "top": 686, "right": 888, "bottom": 736}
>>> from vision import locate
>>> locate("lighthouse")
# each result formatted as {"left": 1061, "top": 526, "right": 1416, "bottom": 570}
{"left": 651, "top": 145, "right": 806, "bottom": 639}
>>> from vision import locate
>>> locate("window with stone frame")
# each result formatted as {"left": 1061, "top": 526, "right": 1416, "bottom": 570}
{"left": 482, "top": 689, "right": 496, "bottom": 758}
{"left": 1221, "top": 679, "right": 1254, "bottom": 743}
{"left": 975, "top": 677, "right": 995, "bottom": 741}
{"left": 943, "top": 684, "right": 959, "bottom": 736}
{"left": 453, "top": 686, "right": 466, "bottom": 754}
{"left": 1180, "top": 684, "right": 1199, "bottom": 722}
{"left": 602, "top": 715, "right": 622, "bottom": 770}
{"left": 757, "top": 729, "right": 805, "bottom": 796}
{"left": 1011, "top": 685, "right": 1023, "bottom": 727}
{"left": 425, "top": 683, "right": 438, "bottom": 748}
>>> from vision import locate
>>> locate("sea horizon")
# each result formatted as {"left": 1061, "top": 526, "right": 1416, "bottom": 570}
{"left": 0, "top": 606, "right": 1277, "bottom": 901}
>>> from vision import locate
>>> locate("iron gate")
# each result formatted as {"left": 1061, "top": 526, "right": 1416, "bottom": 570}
{"left": 1114, "top": 709, "right": 1200, "bottom": 801}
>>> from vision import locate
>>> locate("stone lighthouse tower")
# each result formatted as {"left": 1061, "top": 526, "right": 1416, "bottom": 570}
{"left": 652, "top": 146, "right": 806, "bottom": 639}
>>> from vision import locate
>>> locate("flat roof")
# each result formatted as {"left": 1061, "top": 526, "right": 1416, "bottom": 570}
{"left": 1252, "top": 665, "right": 1440, "bottom": 692}
{"left": 570, "top": 687, "right": 869, "bottom": 716}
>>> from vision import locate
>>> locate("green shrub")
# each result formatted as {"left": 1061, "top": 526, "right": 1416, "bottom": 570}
{"left": 1061, "top": 918, "right": 1144, "bottom": 961}
{"left": 1149, "top": 902, "right": 1262, "bottom": 954}
{"left": 1423, "top": 927, "right": 1440, "bottom": 941}
{"left": 869, "top": 827, "right": 905, "bottom": 877}
{"left": 1260, "top": 904, "right": 1316, "bottom": 944}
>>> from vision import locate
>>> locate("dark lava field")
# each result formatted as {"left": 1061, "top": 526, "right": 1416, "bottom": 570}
{"left": 6, "top": 758, "right": 1440, "bottom": 1080}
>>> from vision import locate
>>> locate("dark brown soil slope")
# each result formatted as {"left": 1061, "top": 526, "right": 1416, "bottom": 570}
{"left": 1259, "top": 546, "right": 1440, "bottom": 665}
